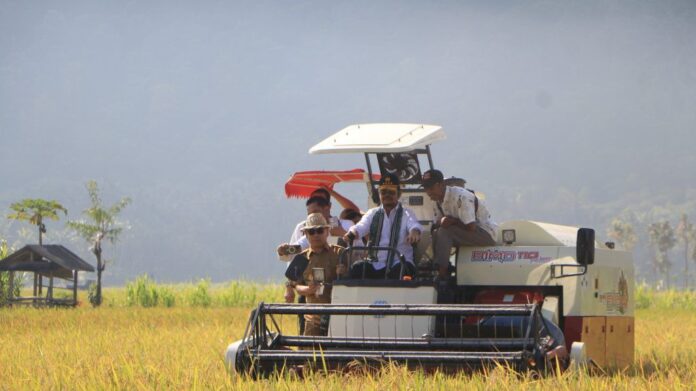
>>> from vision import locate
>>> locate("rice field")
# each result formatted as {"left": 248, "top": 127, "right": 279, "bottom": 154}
{"left": 0, "top": 283, "right": 695, "bottom": 390}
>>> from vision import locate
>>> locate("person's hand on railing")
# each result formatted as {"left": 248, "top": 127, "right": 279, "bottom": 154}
{"left": 406, "top": 229, "right": 421, "bottom": 245}
{"left": 284, "top": 286, "right": 295, "bottom": 303}
{"left": 342, "top": 230, "right": 356, "bottom": 245}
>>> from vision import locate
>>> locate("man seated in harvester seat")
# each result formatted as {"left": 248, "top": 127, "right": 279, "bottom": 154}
{"left": 287, "top": 213, "right": 346, "bottom": 336}
{"left": 343, "top": 174, "right": 422, "bottom": 279}
{"left": 421, "top": 169, "right": 498, "bottom": 280}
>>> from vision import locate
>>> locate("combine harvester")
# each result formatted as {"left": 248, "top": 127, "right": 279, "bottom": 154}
{"left": 226, "top": 124, "right": 634, "bottom": 376}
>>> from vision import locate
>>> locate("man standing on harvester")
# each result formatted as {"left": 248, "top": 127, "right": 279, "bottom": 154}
{"left": 343, "top": 174, "right": 422, "bottom": 279}
{"left": 421, "top": 169, "right": 498, "bottom": 280}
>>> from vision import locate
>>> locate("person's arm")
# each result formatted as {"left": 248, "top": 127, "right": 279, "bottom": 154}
{"left": 404, "top": 208, "right": 423, "bottom": 244}
{"left": 284, "top": 282, "right": 296, "bottom": 303}
{"left": 339, "top": 219, "right": 361, "bottom": 247}
{"left": 456, "top": 191, "right": 477, "bottom": 231}
{"left": 432, "top": 204, "right": 442, "bottom": 224}
{"left": 295, "top": 281, "right": 320, "bottom": 297}
{"left": 441, "top": 190, "right": 476, "bottom": 230}
{"left": 325, "top": 187, "right": 360, "bottom": 212}
{"left": 328, "top": 216, "right": 347, "bottom": 237}
{"left": 343, "top": 208, "right": 373, "bottom": 243}
{"left": 279, "top": 221, "right": 307, "bottom": 261}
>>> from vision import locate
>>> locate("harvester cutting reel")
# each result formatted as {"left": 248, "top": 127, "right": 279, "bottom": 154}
{"left": 226, "top": 301, "right": 575, "bottom": 377}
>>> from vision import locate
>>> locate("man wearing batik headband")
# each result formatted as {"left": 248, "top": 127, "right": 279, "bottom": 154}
{"left": 343, "top": 173, "right": 422, "bottom": 279}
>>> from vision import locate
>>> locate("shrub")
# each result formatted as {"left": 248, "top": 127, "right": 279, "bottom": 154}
{"left": 634, "top": 283, "right": 696, "bottom": 310}
{"left": 159, "top": 287, "right": 176, "bottom": 307}
{"left": 0, "top": 240, "right": 23, "bottom": 306}
{"left": 635, "top": 283, "right": 653, "bottom": 309}
{"left": 126, "top": 275, "right": 159, "bottom": 307}
{"left": 187, "top": 279, "right": 212, "bottom": 307}
{"left": 87, "top": 282, "right": 100, "bottom": 307}
{"left": 218, "top": 281, "right": 257, "bottom": 307}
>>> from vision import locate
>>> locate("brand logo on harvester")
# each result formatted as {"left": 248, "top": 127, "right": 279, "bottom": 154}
{"left": 471, "top": 250, "right": 516, "bottom": 263}
{"left": 470, "top": 250, "right": 545, "bottom": 263}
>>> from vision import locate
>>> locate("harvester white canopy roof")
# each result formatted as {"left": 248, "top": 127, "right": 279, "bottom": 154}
{"left": 309, "top": 123, "right": 446, "bottom": 154}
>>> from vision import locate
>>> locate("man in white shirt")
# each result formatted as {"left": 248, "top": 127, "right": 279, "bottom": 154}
{"left": 277, "top": 195, "right": 354, "bottom": 260}
{"left": 343, "top": 173, "right": 422, "bottom": 279}
{"left": 421, "top": 169, "right": 498, "bottom": 280}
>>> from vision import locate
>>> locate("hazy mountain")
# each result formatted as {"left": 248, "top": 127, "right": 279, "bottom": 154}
{"left": 1, "top": 1, "right": 695, "bottom": 284}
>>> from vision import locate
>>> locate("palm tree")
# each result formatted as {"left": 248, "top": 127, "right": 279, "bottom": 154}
{"left": 67, "top": 181, "right": 130, "bottom": 306}
{"left": 676, "top": 214, "right": 696, "bottom": 289}
{"left": 7, "top": 199, "right": 68, "bottom": 245}
{"left": 607, "top": 218, "right": 638, "bottom": 252}
{"left": 648, "top": 221, "right": 677, "bottom": 289}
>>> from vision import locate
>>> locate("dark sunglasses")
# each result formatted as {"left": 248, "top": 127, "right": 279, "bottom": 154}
{"left": 305, "top": 227, "right": 325, "bottom": 235}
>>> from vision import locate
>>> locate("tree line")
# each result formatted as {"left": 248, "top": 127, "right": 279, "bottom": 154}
{"left": 608, "top": 213, "right": 696, "bottom": 290}
{"left": 0, "top": 180, "right": 130, "bottom": 306}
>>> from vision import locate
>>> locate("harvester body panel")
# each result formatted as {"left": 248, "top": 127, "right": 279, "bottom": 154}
{"left": 329, "top": 284, "right": 437, "bottom": 338}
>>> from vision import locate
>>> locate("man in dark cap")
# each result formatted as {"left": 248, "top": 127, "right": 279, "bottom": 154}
{"left": 421, "top": 169, "right": 498, "bottom": 279}
{"left": 343, "top": 173, "right": 422, "bottom": 279}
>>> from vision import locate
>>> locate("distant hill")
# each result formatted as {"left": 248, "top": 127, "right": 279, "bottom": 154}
{"left": 1, "top": 1, "right": 695, "bottom": 285}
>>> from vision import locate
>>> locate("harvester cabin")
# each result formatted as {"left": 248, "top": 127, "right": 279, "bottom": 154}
{"left": 0, "top": 245, "right": 95, "bottom": 307}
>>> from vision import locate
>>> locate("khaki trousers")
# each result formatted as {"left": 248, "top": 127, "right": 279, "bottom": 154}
{"left": 433, "top": 225, "right": 496, "bottom": 268}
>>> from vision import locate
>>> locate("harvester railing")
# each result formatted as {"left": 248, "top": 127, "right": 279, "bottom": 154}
{"left": 233, "top": 302, "right": 547, "bottom": 375}
{"left": 258, "top": 303, "right": 537, "bottom": 316}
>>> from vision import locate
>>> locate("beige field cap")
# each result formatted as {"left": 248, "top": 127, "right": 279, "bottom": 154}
{"left": 301, "top": 213, "right": 330, "bottom": 230}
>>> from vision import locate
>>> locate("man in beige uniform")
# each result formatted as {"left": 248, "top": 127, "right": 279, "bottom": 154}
{"left": 421, "top": 169, "right": 498, "bottom": 280}
{"left": 289, "top": 213, "right": 346, "bottom": 336}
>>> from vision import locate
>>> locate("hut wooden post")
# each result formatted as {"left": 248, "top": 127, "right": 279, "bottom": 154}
{"left": 48, "top": 274, "right": 54, "bottom": 304}
{"left": 31, "top": 252, "right": 37, "bottom": 304}
{"left": 72, "top": 270, "right": 78, "bottom": 306}
{"left": 8, "top": 271, "right": 14, "bottom": 307}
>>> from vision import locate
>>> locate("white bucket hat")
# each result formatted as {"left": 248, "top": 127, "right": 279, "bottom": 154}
{"left": 301, "top": 213, "right": 330, "bottom": 231}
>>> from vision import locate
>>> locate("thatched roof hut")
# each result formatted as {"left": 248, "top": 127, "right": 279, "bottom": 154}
{"left": 0, "top": 245, "right": 94, "bottom": 307}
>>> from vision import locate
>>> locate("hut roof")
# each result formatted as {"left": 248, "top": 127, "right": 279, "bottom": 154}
{"left": 0, "top": 245, "right": 95, "bottom": 274}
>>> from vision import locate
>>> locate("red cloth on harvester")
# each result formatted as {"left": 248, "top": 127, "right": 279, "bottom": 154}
{"left": 284, "top": 169, "right": 381, "bottom": 198}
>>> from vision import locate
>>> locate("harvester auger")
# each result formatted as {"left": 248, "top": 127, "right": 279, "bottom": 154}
{"left": 226, "top": 123, "right": 635, "bottom": 376}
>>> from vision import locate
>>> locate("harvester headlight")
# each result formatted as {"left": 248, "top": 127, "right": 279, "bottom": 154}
{"left": 502, "top": 229, "right": 516, "bottom": 245}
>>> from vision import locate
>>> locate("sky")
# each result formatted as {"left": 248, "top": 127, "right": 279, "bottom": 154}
{"left": 1, "top": 1, "right": 695, "bottom": 283}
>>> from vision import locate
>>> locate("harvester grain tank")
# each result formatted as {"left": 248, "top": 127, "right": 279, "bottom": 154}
{"left": 225, "top": 123, "right": 634, "bottom": 375}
